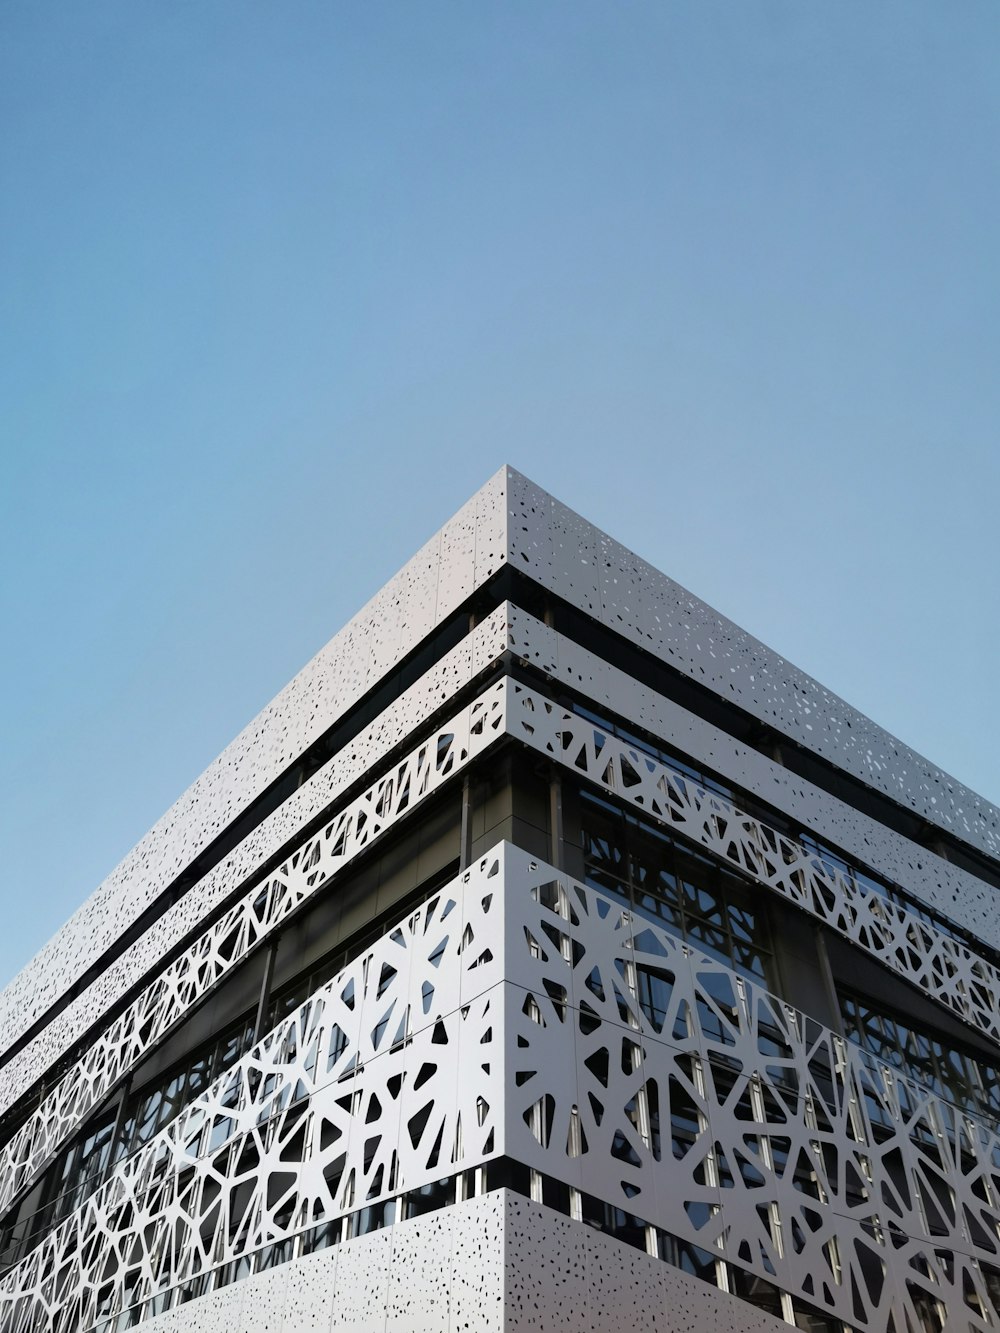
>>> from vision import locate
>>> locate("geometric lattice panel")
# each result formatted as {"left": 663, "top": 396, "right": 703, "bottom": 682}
{"left": 499, "top": 847, "right": 1000, "bottom": 1333}
{"left": 0, "top": 853, "right": 507, "bottom": 1333}
{"left": 0, "top": 601, "right": 514, "bottom": 1126}
{"left": 506, "top": 680, "right": 1000, "bottom": 1049}
{"left": 9, "top": 671, "right": 998, "bottom": 1243}
{"left": 0, "top": 681, "right": 508, "bottom": 1220}
{"left": 4, "top": 842, "right": 1000, "bottom": 1333}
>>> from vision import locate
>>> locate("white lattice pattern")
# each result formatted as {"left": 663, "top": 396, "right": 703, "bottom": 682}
{"left": 499, "top": 850, "right": 1000, "bottom": 1333}
{"left": 8, "top": 462, "right": 999, "bottom": 1078}
{"left": 506, "top": 681, "right": 1000, "bottom": 1050}
{"left": 506, "top": 604, "right": 1000, "bottom": 954}
{"left": 0, "top": 853, "right": 506, "bottom": 1333}
{"left": 0, "top": 684, "right": 507, "bottom": 1222}
{"left": 4, "top": 845, "right": 1000, "bottom": 1333}
{"left": 9, "top": 673, "right": 1000, "bottom": 1236}
{"left": 0, "top": 603, "right": 513, "bottom": 1125}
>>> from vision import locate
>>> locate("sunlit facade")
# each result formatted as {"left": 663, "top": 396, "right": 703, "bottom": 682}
{"left": 1, "top": 466, "right": 999, "bottom": 1332}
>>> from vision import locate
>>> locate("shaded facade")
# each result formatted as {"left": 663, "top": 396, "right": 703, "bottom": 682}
{"left": 1, "top": 466, "right": 999, "bottom": 1331}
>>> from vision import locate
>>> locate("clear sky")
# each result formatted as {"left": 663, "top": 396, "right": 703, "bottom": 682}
{"left": 1, "top": 2, "right": 998, "bottom": 988}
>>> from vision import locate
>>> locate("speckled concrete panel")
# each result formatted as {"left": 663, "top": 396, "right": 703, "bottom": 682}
{"left": 369, "top": 535, "right": 436, "bottom": 690}
{"left": 143, "top": 1283, "right": 248, "bottom": 1333}
{"left": 0, "top": 604, "right": 513, "bottom": 1116}
{"left": 384, "top": 1217, "right": 452, "bottom": 1330}
{"left": 131, "top": 1247, "right": 339, "bottom": 1332}
{"left": 280, "top": 1251, "right": 338, "bottom": 1332}
{"left": 504, "top": 467, "right": 1000, "bottom": 862}
{"left": 327, "top": 1229, "right": 392, "bottom": 1331}
{"left": 448, "top": 1192, "right": 506, "bottom": 1331}
{"left": 383, "top": 1199, "right": 505, "bottom": 1331}
{"left": 0, "top": 467, "right": 510, "bottom": 1059}
{"left": 507, "top": 605, "right": 1000, "bottom": 950}
{"left": 508, "top": 469, "right": 602, "bottom": 616}
{"left": 473, "top": 467, "right": 510, "bottom": 589}
{"left": 141, "top": 1268, "right": 295, "bottom": 1333}
{"left": 503, "top": 1195, "right": 786, "bottom": 1333}
{"left": 237, "top": 1265, "right": 290, "bottom": 1333}
{"left": 141, "top": 1195, "right": 505, "bottom": 1332}
{"left": 438, "top": 493, "right": 478, "bottom": 615}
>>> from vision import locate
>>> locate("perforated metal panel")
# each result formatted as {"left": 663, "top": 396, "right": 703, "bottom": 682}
{"left": 4, "top": 470, "right": 999, "bottom": 1333}
{"left": 3, "top": 846, "right": 998, "bottom": 1333}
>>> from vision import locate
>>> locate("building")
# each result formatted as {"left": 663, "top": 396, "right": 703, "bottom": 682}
{"left": 1, "top": 465, "right": 999, "bottom": 1333}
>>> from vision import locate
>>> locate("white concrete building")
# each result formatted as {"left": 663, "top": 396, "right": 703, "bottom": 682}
{"left": 1, "top": 466, "right": 999, "bottom": 1332}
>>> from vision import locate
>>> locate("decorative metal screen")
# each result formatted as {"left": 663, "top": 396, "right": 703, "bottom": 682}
{"left": 506, "top": 681, "right": 1000, "bottom": 1047}
{"left": 3, "top": 844, "right": 999, "bottom": 1333}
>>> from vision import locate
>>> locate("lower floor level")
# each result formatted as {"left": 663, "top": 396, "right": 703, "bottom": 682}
{"left": 140, "top": 1190, "right": 790, "bottom": 1333}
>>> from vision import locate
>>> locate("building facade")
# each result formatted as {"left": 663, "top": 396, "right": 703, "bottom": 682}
{"left": 1, "top": 466, "right": 999, "bottom": 1332}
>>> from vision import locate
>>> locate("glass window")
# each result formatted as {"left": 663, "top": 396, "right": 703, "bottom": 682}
{"left": 579, "top": 790, "right": 775, "bottom": 990}
{"left": 840, "top": 989, "right": 1000, "bottom": 1129}
{"left": 569, "top": 700, "right": 988, "bottom": 970}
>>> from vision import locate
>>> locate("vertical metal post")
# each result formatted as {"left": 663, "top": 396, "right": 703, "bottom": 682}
{"left": 460, "top": 774, "right": 473, "bottom": 870}
{"left": 549, "top": 770, "right": 563, "bottom": 870}
{"left": 253, "top": 941, "right": 278, "bottom": 1042}
{"left": 102, "top": 1074, "right": 133, "bottom": 1186}
{"left": 815, "top": 927, "right": 843, "bottom": 1035}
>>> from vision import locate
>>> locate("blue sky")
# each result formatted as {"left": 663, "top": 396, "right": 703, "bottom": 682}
{"left": 1, "top": 2, "right": 998, "bottom": 986}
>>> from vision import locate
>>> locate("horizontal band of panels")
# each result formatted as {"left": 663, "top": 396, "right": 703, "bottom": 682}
{"left": 0, "top": 604, "right": 512, "bottom": 1121}
{"left": 3, "top": 844, "right": 999, "bottom": 1333}
{"left": 507, "top": 681, "right": 1000, "bottom": 1048}
{"left": 9, "top": 599, "right": 998, "bottom": 1154}
{"left": 0, "top": 471, "right": 511, "bottom": 1064}
{"left": 131, "top": 1193, "right": 511, "bottom": 1333}
{"left": 128, "top": 1190, "right": 791, "bottom": 1333}
{"left": 506, "top": 468, "right": 1000, "bottom": 863}
{"left": 506, "top": 604, "right": 1000, "bottom": 954}
{"left": 9, "top": 466, "right": 999, "bottom": 1082}
{"left": 8, "top": 675, "right": 1000, "bottom": 1223}
{"left": 0, "top": 684, "right": 507, "bottom": 1218}
{"left": 504, "top": 1193, "right": 790, "bottom": 1333}
{"left": 499, "top": 848, "right": 1000, "bottom": 1332}
{"left": 0, "top": 850, "right": 509, "bottom": 1333}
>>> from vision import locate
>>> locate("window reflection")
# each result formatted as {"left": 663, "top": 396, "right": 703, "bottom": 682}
{"left": 572, "top": 699, "right": 985, "bottom": 967}
{"left": 580, "top": 789, "right": 774, "bottom": 989}
{"left": 840, "top": 991, "right": 1000, "bottom": 1128}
